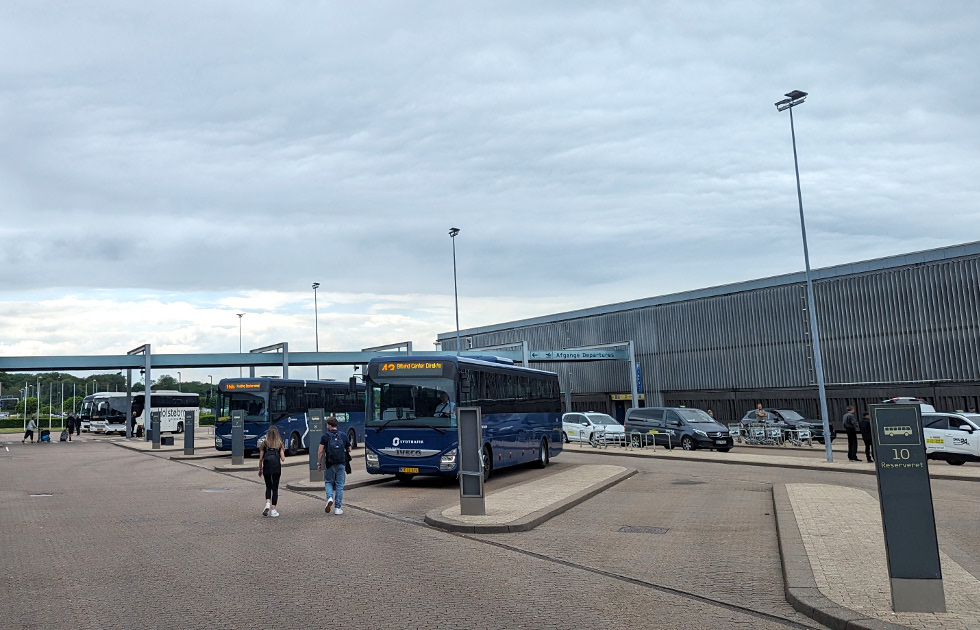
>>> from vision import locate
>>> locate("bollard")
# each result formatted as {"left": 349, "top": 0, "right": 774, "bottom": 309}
{"left": 183, "top": 410, "right": 195, "bottom": 455}
{"left": 151, "top": 411, "right": 161, "bottom": 449}
{"left": 308, "top": 409, "right": 324, "bottom": 482}
{"left": 231, "top": 410, "right": 244, "bottom": 465}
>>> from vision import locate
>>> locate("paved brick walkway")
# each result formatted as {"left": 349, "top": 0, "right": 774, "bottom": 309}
{"left": 786, "top": 483, "right": 980, "bottom": 629}
{"left": 0, "top": 438, "right": 814, "bottom": 629}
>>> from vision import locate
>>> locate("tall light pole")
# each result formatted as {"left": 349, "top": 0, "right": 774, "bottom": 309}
{"left": 449, "top": 227, "right": 461, "bottom": 355}
{"left": 237, "top": 313, "right": 245, "bottom": 377}
{"left": 208, "top": 375, "right": 213, "bottom": 409}
{"left": 312, "top": 282, "right": 321, "bottom": 380}
{"left": 775, "top": 89, "right": 833, "bottom": 464}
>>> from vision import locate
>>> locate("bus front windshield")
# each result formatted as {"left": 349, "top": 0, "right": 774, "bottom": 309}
{"left": 93, "top": 397, "right": 127, "bottom": 421}
{"left": 367, "top": 378, "right": 457, "bottom": 429}
{"left": 217, "top": 391, "right": 269, "bottom": 422}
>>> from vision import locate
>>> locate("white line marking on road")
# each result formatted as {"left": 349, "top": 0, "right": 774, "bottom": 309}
{"left": 30, "top": 494, "right": 53, "bottom": 497}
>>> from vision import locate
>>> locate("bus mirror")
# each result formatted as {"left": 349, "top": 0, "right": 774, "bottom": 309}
{"left": 349, "top": 376, "right": 357, "bottom": 393}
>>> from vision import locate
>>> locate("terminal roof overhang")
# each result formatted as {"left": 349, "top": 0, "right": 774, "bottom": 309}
{"left": 437, "top": 240, "right": 980, "bottom": 340}
{"left": 0, "top": 351, "right": 517, "bottom": 373}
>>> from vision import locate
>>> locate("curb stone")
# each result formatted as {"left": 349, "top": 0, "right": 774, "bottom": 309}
{"left": 772, "top": 484, "right": 909, "bottom": 630}
{"left": 423, "top": 467, "right": 637, "bottom": 534}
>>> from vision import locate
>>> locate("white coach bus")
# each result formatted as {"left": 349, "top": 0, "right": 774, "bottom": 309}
{"left": 82, "top": 391, "right": 199, "bottom": 435}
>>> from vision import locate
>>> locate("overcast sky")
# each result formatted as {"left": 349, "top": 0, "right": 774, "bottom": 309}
{"left": 2, "top": 1, "right": 978, "bottom": 383}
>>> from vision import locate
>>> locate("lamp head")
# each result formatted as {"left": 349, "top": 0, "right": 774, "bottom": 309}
{"left": 448, "top": 227, "right": 460, "bottom": 238}
{"left": 312, "top": 282, "right": 320, "bottom": 290}
{"left": 775, "top": 90, "right": 808, "bottom": 111}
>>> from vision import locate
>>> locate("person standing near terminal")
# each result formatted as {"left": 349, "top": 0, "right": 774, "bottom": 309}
{"left": 65, "top": 414, "right": 74, "bottom": 441}
{"left": 258, "top": 425, "right": 285, "bottom": 517}
{"left": 754, "top": 403, "right": 768, "bottom": 422}
{"left": 843, "top": 406, "right": 860, "bottom": 461}
{"left": 23, "top": 417, "right": 36, "bottom": 443}
{"left": 318, "top": 414, "right": 351, "bottom": 515}
{"left": 73, "top": 412, "right": 81, "bottom": 437}
{"left": 859, "top": 412, "right": 874, "bottom": 463}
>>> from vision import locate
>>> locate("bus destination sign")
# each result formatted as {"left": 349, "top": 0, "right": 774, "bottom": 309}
{"left": 380, "top": 361, "right": 444, "bottom": 376}
{"left": 222, "top": 382, "right": 263, "bottom": 391}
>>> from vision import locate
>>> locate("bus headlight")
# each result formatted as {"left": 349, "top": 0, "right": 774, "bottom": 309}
{"left": 214, "top": 437, "right": 221, "bottom": 448}
{"left": 365, "top": 450, "right": 379, "bottom": 467}
{"left": 256, "top": 435, "right": 266, "bottom": 449}
{"left": 440, "top": 448, "right": 457, "bottom": 471}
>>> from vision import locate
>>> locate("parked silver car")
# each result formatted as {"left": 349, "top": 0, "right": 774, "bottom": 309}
{"left": 562, "top": 412, "right": 625, "bottom": 445}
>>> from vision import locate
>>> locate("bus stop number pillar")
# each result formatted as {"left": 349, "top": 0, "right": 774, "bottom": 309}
{"left": 870, "top": 404, "right": 945, "bottom": 612}
{"left": 231, "top": 410, "right": 245, "bottom": 465}
{"left": 458, "top": 407, "right": 485, "bottom": 516}
{"left": 183, "top": 410, "right": 195, "bottom": 455}
{"left": 150, "top": 411, "right": 161, "bottom": 450}
{"left": 308, "top": 408, "right": 324, "bottom": 483}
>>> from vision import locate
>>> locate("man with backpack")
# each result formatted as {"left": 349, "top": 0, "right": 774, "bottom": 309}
{"left": 317, "top": 414, "right": 351, "bottom": 515}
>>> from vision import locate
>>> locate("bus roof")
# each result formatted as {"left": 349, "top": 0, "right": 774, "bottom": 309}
{"left": 370, "top": 354, "right": 558, "bottom": 377}
{"left": 216, "top": 377, "right": 353, "bottom": 387}
{"left": 82, "top": 390, "right": 199, "bottom": 399}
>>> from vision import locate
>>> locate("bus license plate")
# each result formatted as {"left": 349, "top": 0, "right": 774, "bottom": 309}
{"left": 399, "top": 467, "right": 419, "bottom": 474}
{"left": 715, "top": 439, "right": 727, "bottom": 445}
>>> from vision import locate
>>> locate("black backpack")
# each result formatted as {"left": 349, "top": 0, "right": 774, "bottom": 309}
{"left": 262, "top": 444, "right": 281, "bottom": 471}
{"left": 324, "top": 431, "right": 346, "bottom": 465}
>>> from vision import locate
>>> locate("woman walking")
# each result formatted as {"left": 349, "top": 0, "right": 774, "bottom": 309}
{"left": 258, "top": 426, "right": 285, "bottom": 517}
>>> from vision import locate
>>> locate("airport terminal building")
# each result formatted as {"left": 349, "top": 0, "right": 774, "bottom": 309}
{"left": 437, "top": 242, "right": 980, "bottom": 426}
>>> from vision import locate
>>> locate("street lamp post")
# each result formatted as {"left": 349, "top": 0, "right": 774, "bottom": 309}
{"left": 775, "top": 90, "right": 833, "bottom": 464}
{"left": 449, "top": 227, "right": 461, "bottom": 355}
{"left": 208, "top": 375, "right": 213, "bottom": 409}
{"left": 237, "top": 313, "right": 245, "bottom": 377}
{"left": 312, "top": 282, "right": 321, "bottom": 380}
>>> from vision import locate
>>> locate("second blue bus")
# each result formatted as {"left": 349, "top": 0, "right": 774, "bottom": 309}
{"left": 215, "top": 377, "right": 365, "bottom": 456}
{"left": 364, "top": 355, "right": 563, "bottom": 481}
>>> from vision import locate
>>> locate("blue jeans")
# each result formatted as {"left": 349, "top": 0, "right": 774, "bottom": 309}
{"left": 323, "top": 464, "right": 346, "bottom": 508}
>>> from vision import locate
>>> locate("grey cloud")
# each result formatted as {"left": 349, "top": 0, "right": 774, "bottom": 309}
{"left": 0, "top": 1, "right": 978, "bottom": 315}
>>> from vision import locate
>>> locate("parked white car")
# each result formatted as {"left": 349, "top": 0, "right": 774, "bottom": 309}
{"left": 922, "top": 412, "right": 980, "bottom": 466}
{"left": 562, "top": 412, "right": 625, "bottom": 445}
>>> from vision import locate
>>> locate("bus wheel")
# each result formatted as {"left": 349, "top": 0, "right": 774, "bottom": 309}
{"left": 395, "top": 473, "right": 414, "bottom": 483}
{"left": 537, "top": 438, "right": 550, "bottom": 468}
{"left": 482, "top": 446, "right": 493, "bottom": 482}
{"left": 288, "top": 432, "right": 301, "bottom": 457}
{"left": 347, "top": 429, "right": 357, "bottom": 449}
{"left": 176, "top": 422, "right": 184, "bottom": 434}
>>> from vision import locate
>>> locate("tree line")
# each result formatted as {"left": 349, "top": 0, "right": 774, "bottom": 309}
{"left": 0, "top": 372, "right": 217, "bottom": 416}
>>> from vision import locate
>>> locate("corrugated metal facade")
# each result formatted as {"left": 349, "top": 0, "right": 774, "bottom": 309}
{"left": 438, "top": 243, "right": 980, "bottom": 423}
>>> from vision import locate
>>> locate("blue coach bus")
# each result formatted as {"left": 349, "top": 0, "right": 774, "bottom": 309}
{"left": 214, "top": 378, "right": 365, "bottom": 456}
{"left": 364, "top": 355, "right": 562, "bottom": 482}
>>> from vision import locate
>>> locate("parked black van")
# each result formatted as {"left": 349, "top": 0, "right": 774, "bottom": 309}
{"left": 625, "top": 407, "right": 734, "bottom": 451}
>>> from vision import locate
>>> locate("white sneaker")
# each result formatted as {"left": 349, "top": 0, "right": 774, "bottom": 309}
{"left": 325, "top": 498, "right": 334, "bottom": 513}
{"left": 334, "top": 508, "right": 344, "bottom": 515}
{"left": 263, "top": 502, "right": 271, "bottom": 517}
{"left": 270, "top": 509, "right": 280, "bottom": 517}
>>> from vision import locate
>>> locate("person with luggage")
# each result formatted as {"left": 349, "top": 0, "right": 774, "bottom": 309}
{"left": 317, "top": 414, "right": 351, "bottom": 515}
{"left": 843, "top": 406, "right": 860, "bottom": 461}
{"left": 23, "top": 417, "right": 36, "bottom": 443}
{"left": 258, "top": 425, "right": 285, "bottom": 517}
